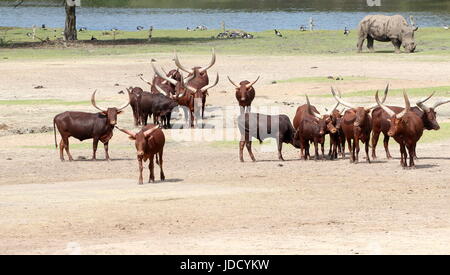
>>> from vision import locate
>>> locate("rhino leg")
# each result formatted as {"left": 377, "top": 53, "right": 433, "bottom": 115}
{"left": 391, "top": 39, "right": 402, "bottom": 54}
{"left": 367, "top": 36, "right": 375, "bottom": 52}
{"left": 357, "top": 34, "right": 365, "bottom": 53}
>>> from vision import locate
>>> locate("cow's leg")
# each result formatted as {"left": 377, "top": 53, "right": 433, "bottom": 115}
{"left": 313, "top": 140, "right": 319, "bottom": 161}
{"left": 158, "top": 150, "right": 165, "bottom": 181}
{"left": 239, "top": 140, "right": 245, "bottom": 162}
{"left": 392, "top": 39, "right": 402, "bottom": 54}
{"left": 367, "top": 36, "right": 375, "bottom": 52}
{"left": 354, "top": 136, "right": 360, "bottom": 164}
{"left": 407, "top": 143, "right": 416, "bottom": 168}
{"left": 371, "top": 129, "right": 380, "bottom": 159}
{"left": 341, "top": 135, "right": 346, "bottom": 158}
{"left": 306, "top": 142, "right": 311, "bottom": 160}
{"left": 365, "top": 139, "right": 371, "bottom": 164}
{"left": 202, "top": 96, "right": 206, "bottom": 119}
{"left": 247, "top": 106, "right": 251, "bottom": 113}
{"left": 328, "top": 136, "right": 333, "bottom": 157}
{"left": 167, "top": 113, "right": 172, "bottom": 129}
{"left": 63, "top": 137, "right": 74, "bottom": 161}
{"left": 277, "top": 139, "right": 284, "bottom": 161}
{"left": 190, "top": 110, "right": 195, "bottom": 128}
{"left": 347, "top": 137, "right": 353, "bottom": 163}
{"left": 357, "top": 34, "right": 365, "bottom": 53}
{"left": 92, "top": 138, "right": 99, "bottom": 160}
{"left": 149, "top": 154, "right": 155, "bottom": 183}
{"left": 320, "top": 140, "right": 325, "bottom": 160}
{"left": 138, "top": 158, "right": 144, "bottom": 185}
{"left": 399, "top": 142, "right": 407, "bottom": 168}
{"left": 383, "top": 134, "right": 392, "bottom": 159}
{"left": 59, "top": 139, "right": 65, "bottom": 161}
{"left": 103, "top": 141, "right": 110, "bottom": 161}
{"left": 245, "top": 141, "right": 256, "bottom": 162}
{"left": 239, "top": 106, "right": 245, "bottom": 115}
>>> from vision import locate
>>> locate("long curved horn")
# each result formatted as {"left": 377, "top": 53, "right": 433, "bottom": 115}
{"left": 396, "top": 90, "right": 411, "bottom": 119}
{"left": 305, "top": 94, "right": 322, "bottom": 119}
{"left": 199, "top": 48, "right": 216, "bottom": 73}
{"left": 115, "top": 126, "right": 136, "bottom": 139}
{"left": 327, "top": 102, "right": 340, "bottom": 115}
{"left": 201, "top": 73, "right": 219, "bottom": 92}
{"left": 155, "top": 84, "right": 168, "bottom": 96}
{"left": 174, "top": 51, "right": 194, "bottom": 74}
{"left": 161, "top": 67, "right": 169, "bottom": 76}
{"left": 245, "top": 76, "right": 260, "bottom": 89}
{"left": 365, "top": 84, "right": 390, "bottom": 111}
{"left": 416, "top": 91, "right": 435, "bottom": 112}
{"left": 143, "top": 125, "right": 160, "bottom": 138}
{"left": 331, "top": 87, "right": 356, "bottom": 109}
{"left": 433, "top": 98, "right": 450, "bottom": 109}
{"left": 152, "top": 62, "right": 178, "bottom": 86}
{"left": 91, "top": 90, "right": 107, "bottom": 112}
{"left": 117, "top": 97, "right": 130, "bottom": 111}
{"left": 183, "top": 73, "right": 195, "bottom": 85}
{"left": 375, "top": 90, "right": 396, "bottom": 117}
{"left": 227, "top": 76, "right": 239, "bottom": 88}
{"left": 138, "top": 74, "right": 152, "bottom": 85}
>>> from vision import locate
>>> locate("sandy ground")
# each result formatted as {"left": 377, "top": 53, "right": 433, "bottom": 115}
{"left": 0, "top": 53, "right": 450, "bottom": 254}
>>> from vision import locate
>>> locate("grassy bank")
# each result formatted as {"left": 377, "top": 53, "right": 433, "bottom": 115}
{"left": 1, "top": 27, "right": 450, "bottom": 60}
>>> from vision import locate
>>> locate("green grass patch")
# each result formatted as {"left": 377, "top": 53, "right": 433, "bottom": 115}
{"left": 277, "top": 76, "right": 370, "bottom": 84}
{"left": 0, "top": 99, "right": 105, "bottom": 106}
{"left": 314, "top": 86, "right": 450, "bottom": 98}
{"left": 1, "top": 27, "right": 450, "bottom": 60}
{"left": 421, "top": 122, "right": 450, "bottom": 143}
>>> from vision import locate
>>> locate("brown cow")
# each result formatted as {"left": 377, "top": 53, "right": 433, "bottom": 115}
{"left": 126, "top": 86, "right": 144, "bottom": 126}
{"left": 372, "top": 92, "right": 450, "bottom": 159}
{"left": 174, "top": 49, "right": 216, "bottom": 118}
{"left": 116, "top": 124, "right": 165, "bottom": 184}
{"left": 227, "top": 76, "right": 260, "bottom": 114}
{"left": 331, "top": 87, "right": 388, "bottom": 163}
{"left": 375, "top": 90, "right": 424, "bottom": 168}
{"left": 328, "top": 108, "right": 346, "bottom": 160}
{"left": 139, "top": 68, "right": 181, "bottom": 96}
{"left": 53, "top": 90, "right": 129, "bottom": 161}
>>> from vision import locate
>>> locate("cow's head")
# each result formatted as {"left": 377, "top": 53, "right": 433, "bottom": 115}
{"left": 416, "top": 92, "right": 450, "bottom": 131}
{"left": 402, "top": 24, "right": 418, "bottom": 53}
{"left": 331, "top": 85, "right": 389, "bottom": 128}
{"left": 305, "top": 95, "right": 338, "bottom": 136}
{"left": 228, "top": 76, "right": 259, "bottom": 102}
{"left": 116, "top": 125, "right": 159, "bottom": 157}
{"left": 376, "top": 90, "right": 412, "bottom": 137}
{"left": 91, "top": 90, "right": 129, "bottom": 126}
{"left": 184, "top": 73, "right": 219, "bottom": 115}
{"left": 174, "top": 49, "right": 216, "bottom": 88}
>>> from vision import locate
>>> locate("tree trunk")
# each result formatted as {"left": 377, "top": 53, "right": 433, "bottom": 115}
{"left": 64, "top": 1, "right": 77, "bottom": 41}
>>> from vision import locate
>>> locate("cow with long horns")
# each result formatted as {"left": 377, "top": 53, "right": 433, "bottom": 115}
{"left": 116, "top": 125, "right": 165, "bottom": 184}
{"left": 228, "top": 76, "right": 259, "bottom": 114}
{"left": 375, "top": 90, "right": 424, "bottom": 168}
{"left": 53, "top": 90, "right": 129, "bottom": 161}
{"left": 371, "top": 91, "right": 450, "bottom": 159}
{"left": 331, "top": 86, "right": 388, "bottom": 163}
{"left": 173, "top": 49, "right": 216, "bottom": 118}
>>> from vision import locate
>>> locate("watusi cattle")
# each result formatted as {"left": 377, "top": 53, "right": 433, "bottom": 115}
{"left": 237, "top": 113, "right": 299, "bottom": 162}
{"left": 375, "top": 90, "right": 424, "bottom": 168}
{"left": 126, "top": 86, "right": 144, "bottom": 126}
{"left": 228, "top": 76, "right": 260, "bottom": 114}
{"left": 116, "top": 125, "right": 165, "bottom": 184}
{"left": 53, "top": 90, "right": 129, "bottom": 161}
{"left": 139, "top": 89, "right": 179, "bottom": 129}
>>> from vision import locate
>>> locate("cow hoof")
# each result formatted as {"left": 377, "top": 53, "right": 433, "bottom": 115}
{"left": 138, "top": 182, "right": 143, "bottom": 185}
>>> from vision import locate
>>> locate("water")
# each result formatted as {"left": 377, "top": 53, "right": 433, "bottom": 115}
{"left": 0, "top": 0, "right": 449, "bottom": 31}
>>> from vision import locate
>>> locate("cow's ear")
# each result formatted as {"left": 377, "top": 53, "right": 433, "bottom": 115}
{"left": 117, "top": 110, "right": 124, "bottom": 114}
{"left": 128, "top": 136, "right": 136, "bottom": 141}
{"left": 101, "top": 111, "right": 108, "bottom": 115}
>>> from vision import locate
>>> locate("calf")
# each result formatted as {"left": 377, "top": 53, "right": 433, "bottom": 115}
{"left": 53, "top": 90, "right": 129, "bottom": 161}
{"left": 375, "top": 90, "right": 424, "bottom": 168}
{"left": 116, "top": 125, "right": 165, "bottom": 184}
{"left": 238, "top": 113, "right": 299, "bottom": 162}
{"left": 140, "top": 90, "right": 179, "bottom": 128}
{"left": 228, "top": 76, "right": 259, "bottom": 114}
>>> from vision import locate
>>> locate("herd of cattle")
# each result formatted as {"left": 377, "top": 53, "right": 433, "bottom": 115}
{"left": 53, "top": 49, "right": 450, "bottom": 184}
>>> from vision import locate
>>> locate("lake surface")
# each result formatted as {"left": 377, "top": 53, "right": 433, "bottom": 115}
{"left": 0, "top": 0, "right": 449, "bottom": 31}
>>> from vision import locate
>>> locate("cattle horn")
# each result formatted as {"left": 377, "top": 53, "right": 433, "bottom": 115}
{"left": 91, "top": 90, "right": 107, "bottom": 112}
{"left": 305, "top": 94, "right": 322, "bottom": 119}
{"left": 138, "top": 74, "right": 152, "bottom": 85}
{"left": 174, "top": 51, "right": 194, "bottom": 74}
{"left": 331, "top": 87, "right": 356, "bottom": 109}
{"left": 396, "top": 90, "right": 411, "bottom": 119}
{"left": 327, "top": 102, "right": 340, "bottom": 116}
{"left": 155, "top": 84, "right": 169, "bottom": 96}
{"left": 199, "top": 48, "right": 216, "bottom": 73}
{"left": 227, "top": 76, "right": 239, "bottom": 88}
{"left": 201, "top": 73, "right": 219, "bottom": 92}
{"left": 143, "top": 125, "right": 160, "bottom": 138}
{"left": 115, "top": 126, "right": 136, "bottom": 139}
{"left": 432, "top": 98, "right": 450, "bottom": 110}
{"left": 375, "top": 90, "right": 396, "bottom": 117}
{"left": 152, "top": 62, "right": 178, "bottom": 86}
{"left": 246, "top": 76, "right": 260, "bottom": 89}
{"left": 365, "top": 84, "right": 389, "bottom": 111}
{"left": 416, "top": 91, "right": 435, "bottom": 112}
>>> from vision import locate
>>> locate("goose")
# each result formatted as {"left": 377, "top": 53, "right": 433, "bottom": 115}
{"left": 274, "top": 29, "right": 282, "bottom": 37}
{"left": 136, "top": 26, "right": 144, "bottom": 31}
{"left": 344, "top": 27, "right": 350, "bottom": 36}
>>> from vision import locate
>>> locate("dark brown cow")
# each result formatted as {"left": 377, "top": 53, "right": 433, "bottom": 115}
{"left": 126, "top": 86, "right": 143, "bottom": 126}
{"left": 53, "top": 90, "right": 129, "bottom": 161}
{"left": 375, "top": 91, "right": 424, "bottom": 168}
{"left": 116, "top": 125, "right": 165, "bottom": 184}
{"left": 238, "top": 113, "right": 299, "bottom": 162}
{"left": 228, "top": 76, "right": 259, "bottom": 114}
{"left": 174, "top": 49, "right": 216, "bottom": 118}
{"left": 331, "top": 87, "right": 388, "bottom": 164}
{"left": 293, "top": 95, "right": 338, "bottom": 160}
{"left": 371, "top": 92, "right": 450, "bottom": 159}
{"left": 328, "top": 108, "right": 346, "bottom": 160}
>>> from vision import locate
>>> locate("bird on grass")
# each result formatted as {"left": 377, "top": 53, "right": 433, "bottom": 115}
{"left": 274, "top": 29, "right": 283, "bottom": 37}
{"left": 111, "top": 28, "right": 118, "bottom": 32}
{"left": 136, "top": 26, "right": 144, "bottom": 31}
{"left": 90, "top": 36, "right": 97, "bottom": 41}
{"left": 79, "top": 27, "right": 87, "bottom": 32}
{"left": 444, "top": 25, "right": 449, "bottom": 30}
{"left": 299, "top": 25, "right": 306, "bottom": 32}
{"left": 344, "top": 27, "right": 350, "bottom": 36}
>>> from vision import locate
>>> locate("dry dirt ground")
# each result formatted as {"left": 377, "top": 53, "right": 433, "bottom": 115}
{"left": 0, "top": 53, "right": 450, "bottom": 254}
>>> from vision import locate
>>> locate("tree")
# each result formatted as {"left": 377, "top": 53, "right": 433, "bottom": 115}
{"left": 64, "top": 0, "right": 77, "bottom": 41}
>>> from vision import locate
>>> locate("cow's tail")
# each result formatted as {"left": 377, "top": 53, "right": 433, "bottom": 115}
{"left": 53, "top": 117, "right": 58, "bottom": 148}
{"left": 155, "top": 153, "right": 160, "bottom": 165}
